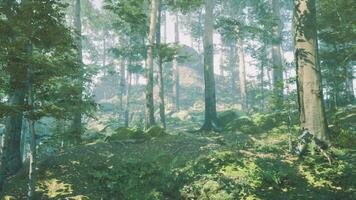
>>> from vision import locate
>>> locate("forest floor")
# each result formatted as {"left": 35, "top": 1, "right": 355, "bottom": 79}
{"left": 2, "top": 110, "right": 356, "bottom": 200}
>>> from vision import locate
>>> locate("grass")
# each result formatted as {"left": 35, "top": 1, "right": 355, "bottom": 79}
{"left": 2, "top": 109, "right": 355, "bottom": 199}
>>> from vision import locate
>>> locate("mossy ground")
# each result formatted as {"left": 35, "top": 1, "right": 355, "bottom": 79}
{"left": 2, "top": 110, "right": 356, "bottom": 199}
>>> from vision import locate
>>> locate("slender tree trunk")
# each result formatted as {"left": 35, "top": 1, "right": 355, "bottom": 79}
{"left": 219, "top": 45, "right": 224, "bottom": 77}
{"left": 201, "top": 0, "right": 218, "bottom": 131}
{"left": 20, "top": 117, "right": 28, "bottom": 162}
{"left": 272, "top": 0, "right": 284, "bottom": 107}
{"left": 294, "top": 0, "right": 329, "bottom": 144}
{"left": 72, "top": 0, "right": 83, "bottom": 144}
{"left": 162, "top": 10, "right": 167, "bottom": 44}
{"left": 145, "top": 0, "right": 158, "bottom": 129}
{"left": 156, "top": 0, "right": 166, "bottom": 128}
{"left": 229, "top": 44, "right": 237, "bottom": 99}
{"left": 27, "top": 62, "right": 36, "bottom": 200}
{"left": 236, "top": 27, "right": 247, "bottom": 111}
{"left": 125, "top": 68, "right": 131, "bottom": 128}
{"left": 172, "top": 7, "right": 180, "bottom": 111}
{"left": 119, "top": 60, "right": 126, "bottom": 118}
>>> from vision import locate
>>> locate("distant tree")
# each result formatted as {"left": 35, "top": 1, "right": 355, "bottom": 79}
{"left": 72, "top": 0, "right": 83, "bottom": 144}
{"left": 156, "top": 0, "right": 166, "bottom": 128}
{"left": 271, "top": 0, "right": 284, "bottom": 108}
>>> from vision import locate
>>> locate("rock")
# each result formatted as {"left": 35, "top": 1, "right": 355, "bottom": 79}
{"left": 172, "top": 110, "right": 192, "bottom": 121}
{"left": 106, "top": 127, "right": 145, "bottom": 141}
{"left": 145, "top": 126, "right": 166, "bottom": 138}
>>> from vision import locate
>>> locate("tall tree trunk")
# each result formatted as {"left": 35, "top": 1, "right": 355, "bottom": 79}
{"left": 145, "top": 0, "right": 158, "bottom": 129}
{"left": 272, "top": 0, "right": 284, "bottom": 107}
{"left": 119, "top": 60, "right": 126, "bottom": 119}
{"left": 156, "top": 0, "right": 166, "bottom": 128}
{"left": 125, "top": 67, "right": 131, "bottom": 127}
{"left": 236, "top": 27, "right": 247, "bottom": 111}
{"left": 172, "top": 6, "right": 180, "bottom": 111}
{"left": 20, "top": 117, "right": 28, "bottom": 162}
{"left": 219, "top": 45, "right": 224, "bottom": 77}
{"left": 229, "top": 44, "right": 237, "bottom": 99}
{"left": 294, "top": 0, "right": 329, "bottom": 144}
{"left": 27, "top": 62, "right": 36, "bottom": 200}
{"left": 201, "top": 0, "right": 218, "bottom": 131}
{"left": 0, "top": 79, "right": 26, "bottom": 191}
{"left": 72, "top": 0, "right": 83, "bottom": 144}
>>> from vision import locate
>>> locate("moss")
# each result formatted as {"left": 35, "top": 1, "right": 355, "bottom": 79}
{"left": 144, "top": 126, "right": 166, "bottom": 138}
{"left": 106, "top": 127, "right": 145, "bottom": 141}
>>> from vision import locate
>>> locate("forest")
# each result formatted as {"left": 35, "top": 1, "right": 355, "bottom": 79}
{"left": 0, "top": 0, "right": 355, "bottom": 199}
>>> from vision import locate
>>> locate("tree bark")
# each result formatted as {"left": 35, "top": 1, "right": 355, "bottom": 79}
{"left": 272, "top": 0, "right": 284, "bottom": 107}
{"left": 236, "top": 27, "right": 247, "bottom": 111}
{"left": 0, "top": 83, "right": 26, "bottom": 191}
{"left": 156, "top": 0, "right": 166, "bottom": 129}
{"left": 172, "top": 6, "right": 180, "bottom": 111}
{"left": 201, "top": 0, "right": 219, "bottom": 131}
{"left": 145, "top": 0, "right": 158, "bottom": 129}
{"left": 124, "top": 67, "right": 131, "bottom": 128}
{"left": 294, "top": 0, "right": 329, "bottom": 144}
{"left": 119, "top": 60, "right": 126, "bottom": 118}
{"left": 27, "top": 61, "right": 36, "bottom": 200}
{"left": 72, "top": 0, "right": 83, "bottom": 144}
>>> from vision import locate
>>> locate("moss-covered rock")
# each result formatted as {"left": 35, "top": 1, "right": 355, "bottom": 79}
{"left": 218, "top": 110, "right": 239, "bottom": 128}
{"left": 225, "top": 116, "right": 261, "bottom": 134}
{"left": 172, "top": 110, "right": 193, "bottom": 121}
{"left": 145, "top": 126, "right": 166, "bottom": 138}
{"left": 106, "top": 127, "right": 145, "bottom": 141}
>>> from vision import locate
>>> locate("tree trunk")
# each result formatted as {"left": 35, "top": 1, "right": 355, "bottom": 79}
{"left": 0, "top": 84, "right": 26, "bottom": 191}
{"left": 201, "top": 0, "right": 218, "bottom": 131}
{"left": 72, "top": 0, "right": 83, "bottom": 144}
{"left": 172, "top": 7, "right": 180, "bottom": 111}
{"left": 236, "top": 27, "right": 247, "bottom": 111}
{"left": 156, "top": 0, "right": 166, "bottom": 129}
{"left": 229, "top": 44, "right": 237, "bottom": 99}
{"left": 119, "top": 60, "right": 126, "bottom": 118}
{"left": 27, "top": 63, "right": 36, "bottom": 200}
{"left": 294, "top": 0, "right": 329, "bottom": 144}
{"left": 125, "top": 68, "right": 131, "bottom": 128}
{"left": 271, "top": 0, "right": 284, "bottom": 107}
{"left": 145, "top": 0, "right": 158, "bottom": 129}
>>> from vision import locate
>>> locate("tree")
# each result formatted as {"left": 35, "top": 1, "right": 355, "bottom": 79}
{"left": 172, "top": 2, "right": 180, "bottom": 111}
{"left": 201, "top": 0, "right": 219, "bottom": 131}
{"left": 156, "top": 0, "right": 166, "bottom": 129}
{"left": 294, "top": 0, "right": 329, "bottom": 143}
{"left": 236, "top": 25, "right": 248, "bottom": 111}
{"left": 271, "top": 0, "right": 284, "bottom": 108}
{"left": 145, "top": 0, "right": 158, "bottom": 129}
{"left": 72, "top": 0, "right": 83, "bottom": 144}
